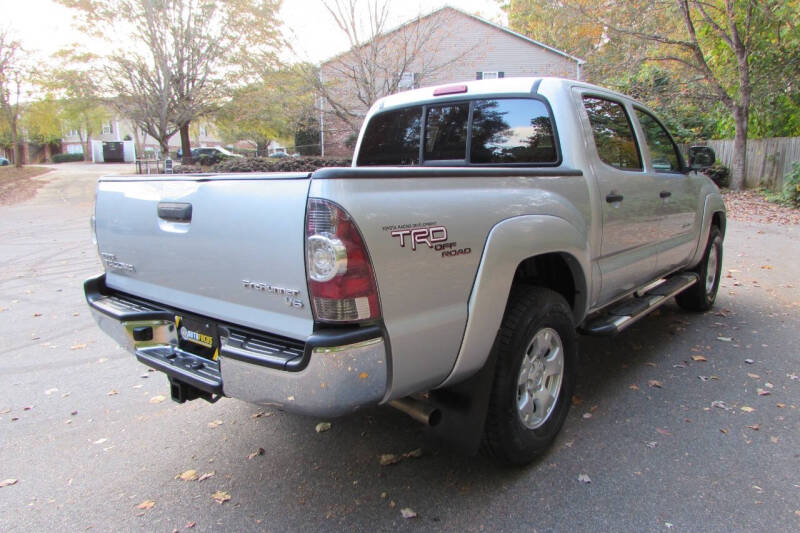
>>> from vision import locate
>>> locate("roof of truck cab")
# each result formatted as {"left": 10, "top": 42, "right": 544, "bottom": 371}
{"left": 371, "top": 77, "right": 634, "bottom": 113}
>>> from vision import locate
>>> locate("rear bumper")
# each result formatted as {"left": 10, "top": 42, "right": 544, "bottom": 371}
{"left": 85, "top": 274, "right": 388, "bottom": 417}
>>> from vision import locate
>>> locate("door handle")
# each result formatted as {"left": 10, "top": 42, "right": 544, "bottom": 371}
{"left": 157, "top": 202, "right": 193, "bottom": 223}
{"left": 605, "top": 193, "right": 624, "bottom": 203}
{"left": 659, "top": 191, "right": 672, "bottom": 198}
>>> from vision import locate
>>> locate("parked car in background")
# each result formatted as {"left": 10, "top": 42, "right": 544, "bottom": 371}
{"left": 0, "top": 157, "right": 9, "bottom": 166}
{"left": 182, "top": 146, "right": 243, "bottom": 165}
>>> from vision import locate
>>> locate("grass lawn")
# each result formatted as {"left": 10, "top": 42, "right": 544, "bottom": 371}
{"left": 0, "top": 166, "right": 52, "bottom": 205}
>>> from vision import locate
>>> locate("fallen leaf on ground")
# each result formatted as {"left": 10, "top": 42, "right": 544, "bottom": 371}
{"left": 757, "top": 388, "right": 771, "bottom": 396}
{"left": 211, "top": 491, "right": 231, "bottom": 504}
{"left": 648, "top": 380, "right": 663, "bottom": 388}
{"left": 770, "top": 436, "right": 779, "bottom": 443}
{"left": 760, "top": 265, "right": 773, "bottom": 270}
{"left": 185, "top": 522, "right": 196, "bottom": 529}
{"left": 197, "top": 471, "right": 215, "bottom": 482}
{"left": 776, "top": 403, "right": 786, "bottom": 408}
{"left": 315, "top": 422, "right": 331, "bottom": 433}
{"left": 207, "top": 420, "right": 223, "bottom": 428}
{"left": 577, "top": 473, "right": 592, "bottom": 483}
{"left": 0, "top": 408, "right": 10, "bottom": 414}
{"left": 691, "top": 355, "right": 707, "bottom": 362}
{"left": 720, "top": 428, "right": 728, "bottom": 434}
{"left": 740, "top": 406, "right": 755, "bottom": 413}
{"left": 645, "top": 441, "right": 658, "bottom": 448}
{"left": 177, "top": 469, "right": 199, "bottom": 481}
{"left": 571, "top": 395, "right": 583, "bottom": 405}
{"left": 711, "top": 400, "right": 729, "bottom": 410}
{"left": 93, "top": 438, "right": 108, "bottom": 445}
{"left": 379, "top": 454, "right": 401, "bottom": 466}
{"left": 582, "top": 412, "right": 592, "bottom": 419}
{"left": 107, "top": 390, "right": 118, "bottom": 396}
{"left": 656, "top": 428, "right": 672, "bottom": 436}
{"left": 149, "top": 395, "right": 165, "bottom": 404}
{"left": 747, "top": 373, "right": 760, "bottom": 379}
{"left": 70, "top": 343, "right": 87, "bottom": 350}
{"left": 764, "top": 382, "right": 774, "bottom": 389}
{"left": 0, "top": 479, "right": 18, "bottom": 487}
{"left": 747, "top": 424, "right": 760, "bottom": 431}
{"left": 400, "top": 507, "right": 417, "bottom": 519}
{"left": 717, "top": 337, "right": 732, "bottom": 342}
{"left": 629, "top": 384, "right": 639, "bottom": 390}
{"left": 135, "top": 500, "right": 155, "bottom": 510}
{"left": 644, "top": 362, "right": 657, "bottom": 367}
{"left": 744, "top": 358, "right": 755, "bottom": 364}
{"left": 403, "top": 448, "right": 423, "bottom": 459}
{"left": 251, "top": 410, "right": 272, "bottom": 419}
{"left": 44, "top": 388, "right": 58, "bottom": 395}
{"left": 247, "top": 448, "right": 265, "bottom": 460}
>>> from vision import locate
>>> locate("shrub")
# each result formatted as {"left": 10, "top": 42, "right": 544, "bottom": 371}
{"left": 177, "top": 156, "right": 352, "bottom": 174}
{"left": 702, "top": 161, "right": 730, "bottom": 189}
{"left": 52, "top": 153, "right": 85, "bottom": 163}
{"left": 780, "top": 161, "right": 800, "bottom": 208}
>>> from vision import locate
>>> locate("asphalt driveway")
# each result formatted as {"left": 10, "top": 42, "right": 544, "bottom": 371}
{"left": 1, "top": 164, "right": 798, "bottom": 532}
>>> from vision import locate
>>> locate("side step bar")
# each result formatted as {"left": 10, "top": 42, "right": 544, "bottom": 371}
{"left": 581, "top": 273, "right": 698, "bottom": 336}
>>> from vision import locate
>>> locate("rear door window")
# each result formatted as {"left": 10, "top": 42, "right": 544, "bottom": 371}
{"left": 356, "top": 106, "right": 422, "bottom": 166}
{"left": 470, "top": 99, "right": 557, "bottom": 164}
{"left": 424, "top": 103, "right": 470, "bottom": 161}
{"left": 583, "top": 96, "right": 642, "bottom": 171}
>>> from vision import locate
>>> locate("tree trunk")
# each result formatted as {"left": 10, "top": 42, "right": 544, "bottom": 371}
{"left": 159, "top": 138, "right": 170, "bottom": 158}
{"left": 256, "top": 140, "right": 267, "bottom": 157}
{"left": 11, "top": 117, "right": 22, "bottom": 168}
{"left": 179, "top": 123, "right": 192, "bottom": 164}
{"left": 730, "top": 105, "right": 748, "bottom": 190}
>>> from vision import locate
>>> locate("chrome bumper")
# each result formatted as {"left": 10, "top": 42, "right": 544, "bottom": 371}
{"left": 85, "top": 274, "right": 388, "bottom": 417}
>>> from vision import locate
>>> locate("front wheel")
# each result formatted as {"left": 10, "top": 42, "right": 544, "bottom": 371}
{"left": 482, "top": 287, "right": 577, "bottom": 465}
{"left": 676, "top": 226, "right": 723, "bottom": 312}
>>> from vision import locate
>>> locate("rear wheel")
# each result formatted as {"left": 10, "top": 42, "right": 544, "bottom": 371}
{"left": 676, "top": 226, "right": 723, "bottom": 312}
{"left": 482, "top": 287, "right": 577, "bottom": 465}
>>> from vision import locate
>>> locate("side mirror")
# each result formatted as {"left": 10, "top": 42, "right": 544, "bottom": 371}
{"left": 688, "top": 145, "right": 715, "bottom": 171}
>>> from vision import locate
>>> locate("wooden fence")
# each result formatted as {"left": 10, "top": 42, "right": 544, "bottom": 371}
{"left": 684, "top": 137, "right": 800, "bottom": 190}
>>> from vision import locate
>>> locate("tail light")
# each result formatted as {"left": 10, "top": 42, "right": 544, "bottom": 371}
{"left": 305, "top": 198, "right": 381, "bottom": 323}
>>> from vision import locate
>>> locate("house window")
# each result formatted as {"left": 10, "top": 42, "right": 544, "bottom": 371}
{"left": 102, "top": 123, "right": 113, "bottom": 135}
{"left": 67, "top": 129, "right": 79, "bottom": 137}
{"left": 397, "top": 72, "right": 418, "bottom": 90}
{"left": 476, "top": 71, "right": 505, "bottom": 80}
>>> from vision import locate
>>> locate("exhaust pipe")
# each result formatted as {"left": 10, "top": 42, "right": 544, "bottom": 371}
{"left": 389, "top": 397, "right": 442, "bottom": 427}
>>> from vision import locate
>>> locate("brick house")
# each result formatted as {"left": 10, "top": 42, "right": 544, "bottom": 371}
{"left": 318, "top": 6, "right": 585, "bottom": 157}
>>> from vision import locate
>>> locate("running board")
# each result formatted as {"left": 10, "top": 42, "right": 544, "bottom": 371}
{"left": 581, "top": 273, "right": 699, "bottom": 336}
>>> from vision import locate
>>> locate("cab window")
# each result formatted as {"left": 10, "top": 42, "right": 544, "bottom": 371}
{"left": 582, "top": 96, "right": 642, "bottom": 171}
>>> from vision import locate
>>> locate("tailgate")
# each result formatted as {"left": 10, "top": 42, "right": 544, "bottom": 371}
{"left": 94, "top": 174, "right": 313, "bottom": 340}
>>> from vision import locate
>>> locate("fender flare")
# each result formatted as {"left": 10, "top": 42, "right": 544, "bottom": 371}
{"left": 438, "top": 215, "right": 591, "bottom": 387}
{"left": 688, "top": 193, "right": 726, "bottom": 269}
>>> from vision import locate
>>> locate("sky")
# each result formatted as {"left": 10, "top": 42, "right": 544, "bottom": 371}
{"left": 4, "top": 0, "right": 506, "bottom": 64}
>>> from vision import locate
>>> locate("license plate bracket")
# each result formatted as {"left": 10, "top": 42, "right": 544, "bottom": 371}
{"left": 176, "top": 314, "right": 219, "bottom": 359}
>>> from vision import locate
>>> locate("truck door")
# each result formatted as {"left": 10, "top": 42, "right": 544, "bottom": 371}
{"left": 578, "top": 93, "right": 661, "bottom": 304}
{"left": 632, "top": 107, "right": 699, "bottom": 274}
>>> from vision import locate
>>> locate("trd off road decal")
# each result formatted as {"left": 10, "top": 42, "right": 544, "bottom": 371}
{"left": 383, "top": 222, "right": 471, "bottom": 258}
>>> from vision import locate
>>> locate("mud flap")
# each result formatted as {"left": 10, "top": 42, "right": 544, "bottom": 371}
{"left": 428, "top": 349, "right": 499, "bottom": 455}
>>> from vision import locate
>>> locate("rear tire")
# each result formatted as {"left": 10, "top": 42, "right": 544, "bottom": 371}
{"left": 482, "top": 287, "right": 577, "bottom": 466}
{"left": 676, "top": 226, "right": 723, "bottom": 312}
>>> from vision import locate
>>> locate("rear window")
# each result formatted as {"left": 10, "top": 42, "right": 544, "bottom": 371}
{"left": 357, "top": 97, "right": 558, "bottom": 166}
{"left": 470, "top": 99, "right": 556, "bottom": 164}
{"left": 357, "top": 106, "right": 422, "bottom": 166}
{"left": 424, "top": 103, "right": 469, "bottom": 161}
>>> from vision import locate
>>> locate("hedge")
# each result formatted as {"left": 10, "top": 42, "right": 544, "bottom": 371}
{"left": 52, "top": 153, "right": 85, "bottom": 163}
{"left": 177, "top": 156, "right": 352, "bottom": 174}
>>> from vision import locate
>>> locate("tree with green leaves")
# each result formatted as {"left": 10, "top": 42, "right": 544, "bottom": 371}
{"left": 0, "top": 31, "right": 25, "bottom": 167}
{"left": 215, "top": 66, "right": 314, "bottom": 156}
{"left": 58, "top": 0, "right": 285, "bottom": 162}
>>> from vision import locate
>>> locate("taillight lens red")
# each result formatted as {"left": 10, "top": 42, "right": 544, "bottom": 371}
{"left": 305, "top": 198, "right": 381, "bottom": 323}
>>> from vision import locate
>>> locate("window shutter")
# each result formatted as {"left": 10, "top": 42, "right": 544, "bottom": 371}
{"left": 498, "top": 72, "right": 505, "bottom": 78}
{"left": 476, "top": 72, "right": 483, "bottom": 80}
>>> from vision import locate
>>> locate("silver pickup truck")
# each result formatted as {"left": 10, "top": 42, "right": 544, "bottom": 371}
{"left": 85, "top": 77, "right": 725, "bottom": 464}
